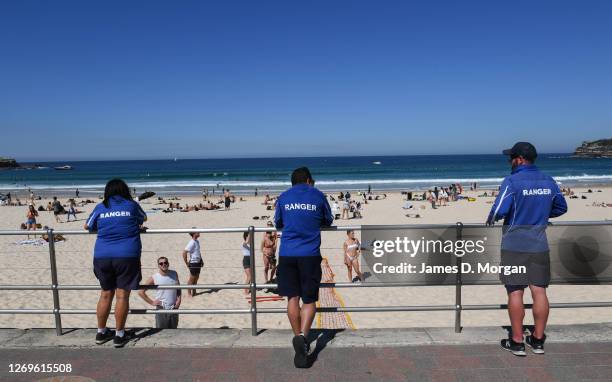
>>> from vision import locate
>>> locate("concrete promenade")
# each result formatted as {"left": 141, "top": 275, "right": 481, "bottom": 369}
{"left": 1, "top": 323, "right": 612, "bottom": 381}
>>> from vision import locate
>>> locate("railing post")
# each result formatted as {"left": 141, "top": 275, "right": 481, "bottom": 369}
{"left": 47, "top": 229, "right": 63, "bottom": 336}
{"left": 454, "top": 222, "right": 463, "bottom": 333}
{"left": 248, "top": 225, "right": 258, "bottom": 336}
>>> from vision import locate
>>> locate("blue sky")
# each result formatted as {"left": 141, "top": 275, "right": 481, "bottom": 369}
{"left": 1, "top": 1, "right": 611, "bottom": 160}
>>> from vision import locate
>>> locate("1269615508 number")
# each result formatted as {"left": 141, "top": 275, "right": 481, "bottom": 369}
{"left": 9, "top": 363, "right": 72, "bottom": 373}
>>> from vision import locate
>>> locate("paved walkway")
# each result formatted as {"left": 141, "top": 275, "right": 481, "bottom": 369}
{"left": 317, "top": 258, "right": 355, "bottom": 330}
{"left": 1, "top": 324, "right": 612, "bottom": 381}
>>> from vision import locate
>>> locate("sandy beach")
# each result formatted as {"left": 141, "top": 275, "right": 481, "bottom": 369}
{"left": 0, "top": 187, "right": 611, "bottom": 331}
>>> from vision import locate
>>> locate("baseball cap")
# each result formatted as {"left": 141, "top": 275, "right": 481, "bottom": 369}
{"left": 502, "top": 142, "right": 537, "bottom": 161}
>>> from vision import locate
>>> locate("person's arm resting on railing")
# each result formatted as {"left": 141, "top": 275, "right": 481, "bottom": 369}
{"left": 486, "top": 178, "right": 514, "bottom": 225}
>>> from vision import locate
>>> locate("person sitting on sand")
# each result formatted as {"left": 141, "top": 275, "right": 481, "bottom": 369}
{"left": 343, "top": 230, "right": 363, "bottom": 282}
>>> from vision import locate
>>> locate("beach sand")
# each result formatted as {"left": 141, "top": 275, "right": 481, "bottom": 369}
{"left": 0, "top": 187, "right": 611, "bottom": 330}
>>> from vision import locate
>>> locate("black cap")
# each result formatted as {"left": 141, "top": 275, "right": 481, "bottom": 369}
{"left": 502, "top": 142, "right": 537, "bottom": 161}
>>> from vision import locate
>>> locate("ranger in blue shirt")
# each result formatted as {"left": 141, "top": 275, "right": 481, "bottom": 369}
{"left": 487, "top": 142, "right": 568, "bottom": 356}
{"left": 84, "top": 179, "right": 147, "bottom": 348}
{"left": 274, "top": 167, "right": 333, "bottom": 368}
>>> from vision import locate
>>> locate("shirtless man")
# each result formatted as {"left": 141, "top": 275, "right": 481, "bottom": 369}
{"left": 261, "top": 221, "right": 278, "bottom": 283}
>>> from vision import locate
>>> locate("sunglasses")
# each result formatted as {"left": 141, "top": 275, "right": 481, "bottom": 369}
{"left": 158, "top": 261, "right": 169, "bottom": 266}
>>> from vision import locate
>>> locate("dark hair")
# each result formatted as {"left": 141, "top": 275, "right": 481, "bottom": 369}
{"left": 243, "top": 231, "right": 249, "bottom": 240}
{"left": 157, "top": 256, "right": 168, "bottom": 263}
{"left": 103, "top": 178, "right": 132, "bottom": 208}
{"left": 346, "top": 229, "right": 354, "bottom": 235}
{"left": 291, "top": 167, "right": 313, "bottom": 186}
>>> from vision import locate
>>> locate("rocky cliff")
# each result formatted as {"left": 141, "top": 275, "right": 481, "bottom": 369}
{"left": 0, "top": 158, "right": 19, "bottom": 168}
{"left": 573, "top": 139, "right": 612, "bottom": 158}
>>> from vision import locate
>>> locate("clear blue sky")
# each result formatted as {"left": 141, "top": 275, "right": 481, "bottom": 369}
{"left": 1, "top": 1, "right": 611, "bottom": 161}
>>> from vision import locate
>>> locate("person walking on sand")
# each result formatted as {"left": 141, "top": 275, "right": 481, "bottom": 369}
{"left": 66, "top": 199, "right": 77, "bottom": 222}
{"left": 275, "top": 167, "right": 333, "bottom": 368}
{"left": 139, "top": 257, "right": 181, "bottom": 329}
{"left": 261, "top": 221, "right": 278, "bottom": 283}
{"left": 85, "top": 178, "right": 147, "bottom": 348}
{"left": 486, "top": 142, "right": 567, "bottom": 356}
{"left": 183, "top": 230, "right": 203, "bottom": 297}
{"left": 343, "top": 230, "right": 363, "bottom": 282}
{"left": 224, "top": 189, "right": 231, "bottom": 210}
{"left": 51, "top": 196, "right": 65, "bottom": 223}
{"left": 26, "top": 204, "right": 38, "bottom": 237}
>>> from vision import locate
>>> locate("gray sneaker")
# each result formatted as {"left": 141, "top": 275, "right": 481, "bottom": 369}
{"left": 526, "top": 334, "right": 546, "bottom": 354}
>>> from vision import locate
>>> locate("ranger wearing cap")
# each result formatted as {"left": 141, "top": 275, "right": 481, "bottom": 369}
{"left": 486, "top": 142, "right": 567, "bottom": 356}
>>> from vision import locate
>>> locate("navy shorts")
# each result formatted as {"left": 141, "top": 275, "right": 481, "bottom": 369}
{"left": 277, "top": 256, "right": 322, "bottom": 304}
{"left": 189, "top": 260, "right": 203, "bottom": 276}
{"left": 500, "top": 250, "right": 550, "bottom": 293}
{"left": 93, "top": 257, "right": 142, "bottom": 291}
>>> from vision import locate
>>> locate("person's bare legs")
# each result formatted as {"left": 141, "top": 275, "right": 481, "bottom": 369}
{"left": 244, "top": 268, "right": 251, "bottom": 295}
{"left": 346, "top": 264, "right": 352, "bottom": 281}
{"left": 507, "top": 289, "right": 525, "bottom": 343}
{"left": 287, "top": 296, "right": 301, "bottom": 335}
{"left": 96, "top": 289, "right": 115, "bottom": 329}
{"left": 114, "top": 288, "right": 131, "bottom": 331}
{"left": 300, "top": 302, "right": 316, "bottom": 338}
{"left": 263, "top": 256, "right": 270, "bottom": 283}
{"left": 529, "top": 285, "right": 549, "bottom": 339}
{"left": 352, "top": 260, "right": 363, "bottom": 281}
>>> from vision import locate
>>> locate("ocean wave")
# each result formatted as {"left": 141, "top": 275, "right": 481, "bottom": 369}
{"left": 1, "top": 174, "right": 611, "bottom": 190}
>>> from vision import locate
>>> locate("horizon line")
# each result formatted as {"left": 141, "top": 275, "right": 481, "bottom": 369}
{"left": 12, "top": 152, "right": 575, "bottom": 163}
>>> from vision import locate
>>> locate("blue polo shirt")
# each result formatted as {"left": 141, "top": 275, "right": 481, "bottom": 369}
{"left": 274, "top": 183, "right": 333, "bottom": 257}
{"left": 86, "top": 196, "right": 147, "bottom": 258}
{"left": 487, "top": 164, "right": 568, "bottom": 252}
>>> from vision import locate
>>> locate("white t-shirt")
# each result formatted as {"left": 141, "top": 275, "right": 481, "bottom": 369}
{"left": 153, "top": 270, "right": 179, "bottom": 310}
{"left": 185, "top": 239, "right": 202, "bottom": 263}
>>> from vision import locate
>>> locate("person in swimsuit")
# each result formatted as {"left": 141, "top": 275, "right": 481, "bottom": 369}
{"left": 224, "top": 189, "right": 231, "bottom": 210}
{"left": 261, "top": 221, "right": 278, "bottom": 283}
{"left": 343, "top": 230, "right": 363, "bottom": 282}
{"left": 242, "top": 231, "right": 252, "bottom": 294}
{"left": 26, "top": 204, "right": 38, "bottom": 237}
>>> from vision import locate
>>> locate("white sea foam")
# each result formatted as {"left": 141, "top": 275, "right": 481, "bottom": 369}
{"left": 1, "top": 174, "right": 611, "bottom": 191}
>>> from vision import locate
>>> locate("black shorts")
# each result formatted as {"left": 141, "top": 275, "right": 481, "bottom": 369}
{"left": 277, "top": 256, "right": 322, "bottom": 304}
{"left": 93, "top": 257, "right": 142, "bottom": 291}
{"left": 500, "top": 250, "right": 550, "bottom": 292}
{"left": 188, "top": 261, "right": 203, "bottom": 276}
{"left": 243, "top": 256, "right": 251, "bottom": 269}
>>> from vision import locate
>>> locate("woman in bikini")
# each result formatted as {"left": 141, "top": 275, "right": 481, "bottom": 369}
{"left": 343, "top": 230, "right": 363, "bottom": 282}
{"left": 260, "top": 221, "right": 278, "bottom": 283}
{"left": 26, "top": 204, "right": 38, "bottom": 237}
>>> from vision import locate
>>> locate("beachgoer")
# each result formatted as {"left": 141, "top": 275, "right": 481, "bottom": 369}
{"left": 139, "top": 257, "right": 181, "bottom": 329}
{"left": 261, "top": 221, "right": 278, "bottom": 283}
{"left": 274, "top": 167, "right": 333, "bottom": 368}
{"left": 85, "top": 178, "right": 147, "bottom": 348}
{"left": 486, "top": 142, "right": 567, "bottom": 356}
{"left": 66, "top": 199, "right": 77, "bottom": 222}
{"left": 242, "top": 231, "right": 252, "bottom": 295}
{"left": 26, "top": 204, "right": 38, "bottom": 237}
{"left": 183, "top": 230, "right": 203, "bottom": 297}
{"left": 51, "top": 197, "right": 63, "bottom": 223}
{"left": 224, "top": 189, "right": 231, "bottom": 210}
{"left": 343, "top": 230, "right": 363, "bottom": 282}
{"left": 341, "top": 198, "right": 350, "bottom": 220}
{"left": 76, "top": 188, "right": 80, "bottom": 198}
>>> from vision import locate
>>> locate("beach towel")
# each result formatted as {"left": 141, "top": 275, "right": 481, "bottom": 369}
{"left": 14, "top": 239, "right": 46, "bottom": 246}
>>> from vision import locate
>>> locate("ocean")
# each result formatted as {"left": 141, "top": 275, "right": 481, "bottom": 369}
{"left": 1, "top": 154, "right": 611, "bottom": 195}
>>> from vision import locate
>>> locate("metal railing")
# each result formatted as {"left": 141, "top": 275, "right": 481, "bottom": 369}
{"left": 1, "top": 222, "right": 612, "bottom": 336}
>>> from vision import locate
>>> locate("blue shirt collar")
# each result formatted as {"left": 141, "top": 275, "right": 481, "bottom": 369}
{"left": 292, "top": 183, "right": 311, "bottom": 190}
{"left": 511, "top": 164, "right": 537, "bottom": 174}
